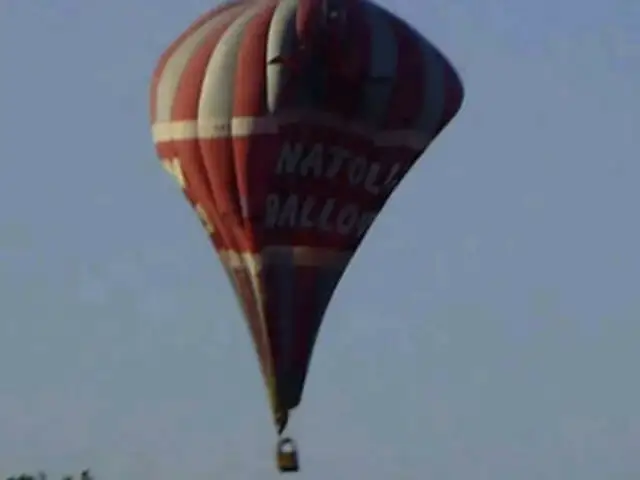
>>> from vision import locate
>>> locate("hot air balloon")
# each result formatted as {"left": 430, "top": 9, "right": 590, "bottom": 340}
{"left": 150, "top": 0, "right": 464, "bottom": 472}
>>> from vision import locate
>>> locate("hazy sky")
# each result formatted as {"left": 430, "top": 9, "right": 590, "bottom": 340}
{"left": 1, "top": 0, "right": 639, "bottom": 478}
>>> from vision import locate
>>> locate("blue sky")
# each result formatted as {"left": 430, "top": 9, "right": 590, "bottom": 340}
{"left": 0, "top": 0, "right": 638, "bottom": 478}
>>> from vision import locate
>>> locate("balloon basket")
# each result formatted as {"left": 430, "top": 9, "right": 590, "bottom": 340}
{"left": 276, "top": 437, "right": 299, "bottom": 473}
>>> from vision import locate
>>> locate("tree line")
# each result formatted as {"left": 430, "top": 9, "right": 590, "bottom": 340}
{"left": 6, "top": 470, "right": 93, "bottom": 480}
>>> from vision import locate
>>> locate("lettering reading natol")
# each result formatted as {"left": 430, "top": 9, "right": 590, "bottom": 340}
{"left": 261, "top": 142, "right": 411, "bottom": 238}
{"left": 275, "top": 142, "right": 405, "bottom": 195}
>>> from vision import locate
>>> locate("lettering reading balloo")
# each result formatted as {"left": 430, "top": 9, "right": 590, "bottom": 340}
{"left": 264, "top": 194, "right": 377, "bottom": 238}
{"left": 260, "top": 142, "right": 411, "bottom": 237}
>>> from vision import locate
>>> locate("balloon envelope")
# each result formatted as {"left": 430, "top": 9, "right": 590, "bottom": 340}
{"left": 150, "top": 0, "right": 464, "bottom": 431}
